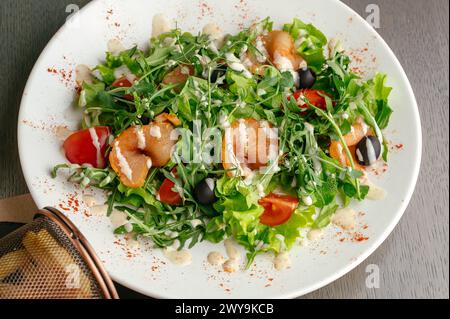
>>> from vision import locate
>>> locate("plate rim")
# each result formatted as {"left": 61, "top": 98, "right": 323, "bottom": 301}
{"left": 17, "top": 0, "right": 422, "bottom": 299}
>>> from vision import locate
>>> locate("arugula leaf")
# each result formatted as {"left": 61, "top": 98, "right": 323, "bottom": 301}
{"left": 145, "top": 47, "right": 171, "bottom": 66}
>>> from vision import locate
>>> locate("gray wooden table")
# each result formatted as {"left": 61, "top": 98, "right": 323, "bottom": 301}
{"left": 0, "top": 0, "right": 448, "bottom": 299}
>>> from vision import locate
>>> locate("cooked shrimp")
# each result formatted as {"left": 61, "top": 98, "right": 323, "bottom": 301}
{"left": 222, "top": 118, "right": 278, "bottom": 177}
{"left": 155, "top": 112, "right": 182, "bottom": 126}
{"left": 343, "top": 122, "right": 371, "bottom": 146}
{"left": 329, "top": 142, "right": 363, "bottom": 170}
{"left": 227, "top": 31, "right": 303, "bottom": 76}
{"left": 109, "top": 113, "right": 179, "bottom": 188}
{"left": 329, "top": 120, "right": 372, "bottom": 169}
{"left": 263, "top": 30, "right": 304, "bottom": 71}
{"left": 162, "top": 64, "right": 194, "bottom": 85}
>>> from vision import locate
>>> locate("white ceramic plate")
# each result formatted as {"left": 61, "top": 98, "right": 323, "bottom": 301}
{"left": 18, "top": 0, "right": 421, "bottom": 298}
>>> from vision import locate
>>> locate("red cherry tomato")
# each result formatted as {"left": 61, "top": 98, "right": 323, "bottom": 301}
{"left": 158, "top": 168, "right": 182, "bottom": 205}
{"left": 258, "top": 193, "right": 299, "bottom": 227}
{"left": 63, "top": 126, "right": 111, "bottom": 168}
{"left": 112, "top": 77, "right": 134, "bottom": 100}
{"left": 292, "top": 89, "right": 329, "bottom": 111}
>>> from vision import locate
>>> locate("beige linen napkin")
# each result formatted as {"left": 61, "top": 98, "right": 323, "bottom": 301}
{"left": 0, "top": 194, "right": 37, "bottom": 223}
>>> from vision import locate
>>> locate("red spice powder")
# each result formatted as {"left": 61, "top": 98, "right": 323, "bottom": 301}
{"left": 58, "top": 192, "right": 81, "bottom": 214}
{"left": 198, "top": 1, "right": 213, "bottom": 19}
{"left": 113, "top": 240, "right": 123, "bottom": 246}
{"left": 47, "top": 67, "right": 74, "bottom": 88}
{"left": 113, "top": 237, "right": 139, "bottom": 259}
{"left": 67, "top": 193, "right": 79, "bottom": 213}
{"left": 233, "top": 0, "right": 250, "bottom": 29}
{"left": 336, "top": 211, "right": 370, "bottom": 243}
{"left": 352, "top": 233, "right": 369, "bottom": 242}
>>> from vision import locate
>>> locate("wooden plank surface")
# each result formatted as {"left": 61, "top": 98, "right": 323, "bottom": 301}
{"left": 0, "top": 0, "right": 448, "bottom": 298}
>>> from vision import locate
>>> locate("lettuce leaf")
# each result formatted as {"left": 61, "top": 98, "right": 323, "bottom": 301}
{"left": 312, "top": 202, "right": 339, "bottom": 229}
{"left": 283, "top": 18, "right": 328, "bottom": 71}
{"left": 79, "top": 82, "right": 106, "bottom": 107}
{"left": 363, "top": 73, "right": 393, "bottom": 129}
{"left": 116, "top": 183, "right": 159, "bottom": 207}
{"left": 269, "top": 205, "right": 315, "bottom": 250}
{"left": 94, "top": 47, "right": 142, "bottom": 85}
{"left": 205, "top": 175, "right": 318, "bottom": 266}
{"left": 93, "top": 64, "right": 116, "bottom": 85}
{"left": 226, "top": 70, "right": 256, "bottom": 100}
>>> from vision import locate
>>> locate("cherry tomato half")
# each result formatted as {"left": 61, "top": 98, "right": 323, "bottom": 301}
{"left": 112, "top": 76, "right": 134, "bottom": 101}
{"left": 292, "top": 89, "right": 330, "bottom": 111}
{"left": 63, "top": 126, "right": 111, "bottom": 168}
{"left": 258, "top": 193, "right": 299, "bottom": 227}
{"left": 157, "top": 168, "right": 182, "bottom": 205}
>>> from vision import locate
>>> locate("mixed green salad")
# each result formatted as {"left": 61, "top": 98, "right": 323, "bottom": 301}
{"left": 53, "top": 17, "right": 393, "bottom": 268}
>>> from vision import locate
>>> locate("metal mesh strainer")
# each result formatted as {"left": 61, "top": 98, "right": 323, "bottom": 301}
{"left": 0, "top": 207, "right": 118, "bottom": 299}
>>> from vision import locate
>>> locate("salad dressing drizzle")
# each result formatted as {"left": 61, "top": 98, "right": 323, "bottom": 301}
{"left": 207, "top": 251, "right": 225, "bottom": 266}
{"left": 135, "top": 126, "right": 146, "bottom": 150}
{"left": 107, "top": 38, "right": 126, "bottom": 55}
{"left": 360, "top": 175, "right": 387, "bottom": 200}
{"left": 75, "top": 64, "right": 93, "bottom": 86}
{"left": 114, "top": 141, "right": 133, "bottom": 181}
{"left": 274, "top": 252, "right": 291, "bottom": 270}
{"left": 88, "top": 127, "right": 103, "bottom": 168}
{"left": 332, "top": 208, "right": 356, "bottom": 230}
{"left": 163, "top": 248, "right": 192, "bottom": 266}
{"left": 225, "top": 53, "right": 252, "bottom": 78}
{"left": 221, "top": 239, "right": 241, "bottom": 273}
